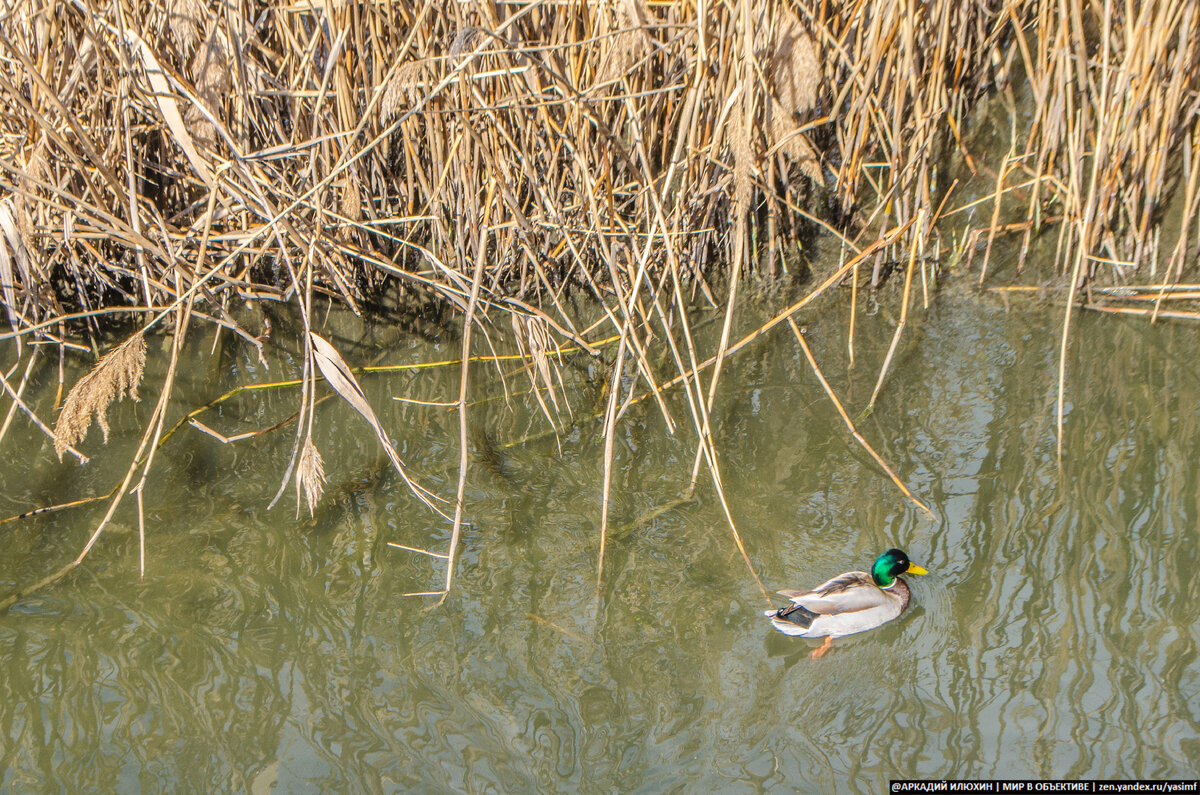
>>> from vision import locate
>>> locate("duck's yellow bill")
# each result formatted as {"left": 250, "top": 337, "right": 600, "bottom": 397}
{"left": 906, "top": 563, "right": 929, "bottom": 575}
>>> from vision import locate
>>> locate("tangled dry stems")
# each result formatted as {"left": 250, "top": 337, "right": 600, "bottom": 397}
{"left": 1, "top": 0, "right": 1199, "bottom": 596}
{"left": 0, "top": 0, "right": 1195, "bottom": 325}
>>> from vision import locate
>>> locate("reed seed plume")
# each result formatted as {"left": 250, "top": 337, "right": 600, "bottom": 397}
{"left": 512, "top": 313, "right": 564, "bottom": 425}
{"left": 53, "top": 333, "right": 147, "bottom": 460}
{"left": 184, "top": 23, "right": 231, "bottom": 153}
{"left": 166, "top": 0, "right": 204, "bottom": 54}
{"left": 380, "top": 59, "right": 433, "bottom": 123}
{"left": 594, "top": 0, "right": 652, "bottom": 89}
{"left": 297, "top": 437, "right": 326, "bottom": 518}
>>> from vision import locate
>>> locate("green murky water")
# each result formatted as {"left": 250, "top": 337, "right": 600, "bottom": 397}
{"left": 2, "top": 281, "right": 1199, "bottom": 791}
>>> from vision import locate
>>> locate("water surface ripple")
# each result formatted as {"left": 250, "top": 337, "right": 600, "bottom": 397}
{"left": 1, "top": 291, "right": 1198, "bottom": 791}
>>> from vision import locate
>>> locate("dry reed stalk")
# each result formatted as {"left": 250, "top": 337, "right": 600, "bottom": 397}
{"left": 869, "top": 208, "right": 924, "bottom": 409}
{"left": 789, "top": 319, "right": 932, "bottom": 516}
{"left": 1085, "top": 304, "right": 1200, "bottom": 323}
{"left": 438, "top": 223, "right": 490, "bottom": 602}
{"left": 658, "top": 259, "right": 770, "bottom": 602}
{"left": 596, "top": 332, "right": 628, "bottom": 594}
{"left": 1, "top": 352, "right": 89, "bottom": 463}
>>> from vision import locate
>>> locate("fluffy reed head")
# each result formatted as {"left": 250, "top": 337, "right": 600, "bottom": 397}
{"left": 511, "top": 313, "right": 563, "bottom": 424}
{"left": 53, "top": 333, "right": 147, "bottom": 459}
{"left": 297, "top": 437, "right": 326, "bottom": 517}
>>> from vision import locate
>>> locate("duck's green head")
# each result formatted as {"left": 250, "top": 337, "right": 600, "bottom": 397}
{"left": 872, "top": 548, "right": 928, "bottom": 588}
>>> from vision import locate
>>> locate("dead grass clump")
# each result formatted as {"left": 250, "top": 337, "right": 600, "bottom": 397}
{"left": 2, "top": 0, "right": 1196, "bottom": 315}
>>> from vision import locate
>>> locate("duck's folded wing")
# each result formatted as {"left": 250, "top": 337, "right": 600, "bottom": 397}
{"left": 786, "top": 571, "right": 885, "bottom": 614}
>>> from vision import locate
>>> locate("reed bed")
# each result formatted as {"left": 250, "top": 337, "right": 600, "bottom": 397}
{"left": 1, "top": 0, "right": 1199, "bottom": 602}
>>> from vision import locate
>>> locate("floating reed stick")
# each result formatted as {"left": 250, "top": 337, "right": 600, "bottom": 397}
{"left": 789, "top": 319, "right": 933, "bottom": 518}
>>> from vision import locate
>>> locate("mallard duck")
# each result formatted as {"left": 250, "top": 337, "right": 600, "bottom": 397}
{"left": 765, "top": 548, "right": 928, "bottom": 658}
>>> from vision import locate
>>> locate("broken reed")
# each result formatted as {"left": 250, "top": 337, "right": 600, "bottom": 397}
{"left": 1, "top": 0, "right": 1200, "bottom": 597}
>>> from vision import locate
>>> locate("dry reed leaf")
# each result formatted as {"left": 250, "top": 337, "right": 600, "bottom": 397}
{"left": 53, "top": 333, "right": 147, "bottom": 459}
{"left": 0, "top": 249, "right": 15, "bottom": 339}
{"left": 766, "top": 4, "right": 820, "bottom": 118}
{"left": 380, "top": 60, "right": 430, "bottom": 121}
{"left": 296, "top": 437, "right": 326, "bottom": 517}
{"left": 309, "top": 332, "right": 443, "bottom": 515}
{"left": 309, "top": 332, "right": 381, "bottom": 429}
{"left": 0, "top": 234, "right": 13, "bottom": 331}
{"left": 126, "top": 29, "right": 216, "bottom": 187}
{"left": 0, "top": 197, "right": 30, "bottom": 331}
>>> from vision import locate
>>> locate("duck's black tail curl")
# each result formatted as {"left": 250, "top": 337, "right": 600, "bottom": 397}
{"left": 769, "top": 602, "right": 818, "bottom": 629}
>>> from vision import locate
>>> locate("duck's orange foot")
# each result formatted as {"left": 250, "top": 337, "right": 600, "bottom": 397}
{"left": 811, "top": 636, "right": 833, "bottom": 659}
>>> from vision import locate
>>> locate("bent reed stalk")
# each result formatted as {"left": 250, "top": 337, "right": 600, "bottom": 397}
{"left": 0, "top": 0, "right": 1198, "bottom": 603}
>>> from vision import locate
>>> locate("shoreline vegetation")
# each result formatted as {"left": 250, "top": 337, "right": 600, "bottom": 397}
{"left": 1, "top": 0, "right": 1198, "bottom": 603}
